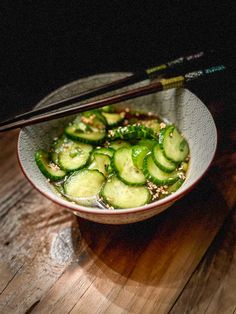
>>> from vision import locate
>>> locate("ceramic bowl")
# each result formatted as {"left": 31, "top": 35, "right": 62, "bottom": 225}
{"left": 17, "top": 73, "right": 217, "bottom": 224}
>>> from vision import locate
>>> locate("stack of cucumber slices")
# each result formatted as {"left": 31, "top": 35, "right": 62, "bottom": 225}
{"left": 35, "top": 105, "right": 190, "bottom": 209}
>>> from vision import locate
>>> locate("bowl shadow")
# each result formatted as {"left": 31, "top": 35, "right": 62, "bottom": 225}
{"left": 74, "top": 176, "right": 231, "bottom": 291}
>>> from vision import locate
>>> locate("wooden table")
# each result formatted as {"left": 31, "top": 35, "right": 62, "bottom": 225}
{"left": 0, "top": 98, "right": 235, "bottom": 314}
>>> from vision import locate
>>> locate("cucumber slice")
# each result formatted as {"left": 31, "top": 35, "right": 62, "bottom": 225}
{"left": 138, "top": 139, "right": 157, "bottom": 150}
{"left": 54, "top": 180, "right": 98, "bottom": 207}
{"left": 106, "top": 163, "right": 114, "bottom": 175}
{"left": 73, "top": 120, "right": 93, "bottom": 133}
{"left": 152, "top": 143, "right": 176, "bottom": 173}
{"left": 108, "top": 125, "right": 156, "bottom": 141}
{"left": 167, "top": 178, "right": 184, "bottom": 193}
{"left": 143, "top": 154, "right": 179, "bottom": 185}
{"left": 91, "top": 147, "right": 115, "bottom": 159}
{"left": 111, "top": 147, "right": 146, "bottom": 186}
{"left": 65, "top": 125, "right": 106, "bottom": 144}
{"left": 159, "top": 125, "right": 189, "bottom": 163}
{"left": 100, "top": 176, "right": 151, "bottom": 209}
{"left": 35, "top": 150, "right": 66, "bottom": 181}
{"left": 100, "top": 105, "right": 115, "bottom": 113}
{"left": 64, "top": 169, "right": 105, "bottom": 198}
{"left": 132, "top": 145, "right": 150, "bottom": 170}
{"left": 101, "top": 112, "right": 125, "bottom": 127}
{"left": 138, "top": 119, "right": 160, "bottom": 135}
{"left": 158, "top": 178, "right": 184, "bottom": 199}
{"left": 50, "top": 135, "right": 69, "bottom": 165}
{"left": 81, "top": 110, "right": 107, "bottom": 129}
{"left": 58, "top": 142, "right": 93, "bottom": 171}
{"left": 88, "top": 153, "right": 111, "bottom": 176}
{"left": 108, "top": 140, "right": 131, "bottom": 150}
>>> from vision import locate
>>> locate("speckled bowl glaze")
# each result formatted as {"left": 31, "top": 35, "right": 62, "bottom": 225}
{"left": 18, "top": 73, "right": 217, "bottom": 224}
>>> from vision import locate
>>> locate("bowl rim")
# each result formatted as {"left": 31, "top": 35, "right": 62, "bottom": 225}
{"left": 17, "top": 73, "right": 218, "bottom": 216}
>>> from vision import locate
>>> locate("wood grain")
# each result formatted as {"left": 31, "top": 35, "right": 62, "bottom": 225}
{"left": 170, "top": 207, "right": 236, "bottom": 314}
{"left": 25, "top": 182, "right": 229, "bottom": 314}
{"left": 0, "top": 96, "right": 235, "bottom": 314}
{"left": 169, "top": 99, "right": 236, "bottom": 314}
{"left": 0, "top": 131, "right": 79, "bottom": 313}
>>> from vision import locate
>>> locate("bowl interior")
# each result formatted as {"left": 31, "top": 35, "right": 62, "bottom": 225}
{"left": 18, "top": 73, "right": 217, "bottom": 214}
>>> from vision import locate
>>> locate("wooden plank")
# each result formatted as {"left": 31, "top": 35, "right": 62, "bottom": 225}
{"left": 169, "top": 99, "right": 236, "bottom": 314}
{"left": 170, "top": 207, "right": 236, "bottom": 314}
{"left": 0, "top": 190, "right": 79, "bottom": 314}
{"left": 0, "top": 131, "right": 79, "bottom": 313}
{"left": 31, "top": 179, "right": 230, "bottom": 314}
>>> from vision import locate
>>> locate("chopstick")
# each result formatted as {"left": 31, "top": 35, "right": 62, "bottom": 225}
{"left": 0, "top": 64, "right": 225, "bottom": 133}
{"left": 0, "top": 50, "right": 212, "bottom": 127}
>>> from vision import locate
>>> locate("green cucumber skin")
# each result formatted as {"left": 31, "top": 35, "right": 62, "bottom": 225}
{"left": 159, "top": 125, "right": 189, "bottom": 163}
{"left": 158, "top": 178, "right": 184, "bottom": 199}
{"left": 55, "top": 141, "right": 93, "bottom": 172}
{"left": 159, "top": 126, "right": 172, "bottom": 160}
{"left": 65, "top": 126, "right": 106, "bottom": 145}
{"left": 138, "top": 119, "right": 160, "bottom": 135}
{"left": 100, "top": 176, "right": 151, "bottom": 209}
{"left": 167, "top": 178, "right": 184, "bottom": 193}
{"left": 90, "top": 147, "right": 115, "bottom": 159}
{"left": 111, "top": 148, "right": 146, "bottom": 186}
{"left": 138, "top": 139, "right": 157, "bottom": 150}
{"left": 158, "top": 126, "right": 168, "bottom": 147}
{"left": 82, "top": 109, "right": 107, "bottom": 127}
{"left": 35, "top": 150, "right": 66, "bottom": 181}
{"left": 111, "top": 158, "right": 145, "bottom": 187}
{"left": 100, "top": 105, "right": 115, "bottom": 113}
{"left": 88, "top": 153, "right": 111, "bottom": 177}
{"left": 132, "top": 145, "right": 150, "bottom": 170}
{"left": 108, "top": 140, "right": 131, "bottom": 150}
{"left": 50, "top": 135, "right": 69, "bottom": 165}
{"left": 108, "top": 125, "right": 156, "bottom": 141}
{"left": 58, "top": 151, "right": 91, "bottom": 172}
{"left": 152, "top": 143, "right": 176, "bottom": 173}
{"left": 100, "top": 190, "right": 151, "bottom": 209}
{"left": 101, "top": 112, "right": 125, "bottom": 127}
{"left": 143, "top": 154, "right": 179, "bottom": 186}
{"left": 65, "top": 132, "right": 106, "bottom": 145}
{"left": 51, "top": 151, "right": 59, "bottom": 166}
{"left": 93, "top": 110, "right": 108, "bottom": 126}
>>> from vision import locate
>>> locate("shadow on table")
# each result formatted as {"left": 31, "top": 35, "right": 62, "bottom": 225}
{"left": 75, "top": 177, "right": 232, "bottom": 292}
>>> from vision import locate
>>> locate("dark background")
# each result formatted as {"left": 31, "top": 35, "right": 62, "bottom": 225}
{"left": 1, "top": 1, "right": 235, "bottom": 121}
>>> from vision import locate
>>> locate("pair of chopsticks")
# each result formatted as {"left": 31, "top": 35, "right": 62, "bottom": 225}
{"left": 0, "top": 51, "right": 225, "bottom": 132}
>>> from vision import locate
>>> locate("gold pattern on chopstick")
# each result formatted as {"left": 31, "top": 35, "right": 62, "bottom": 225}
{"left": 160, "top": 76, "right": 185, "bottom": 89}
